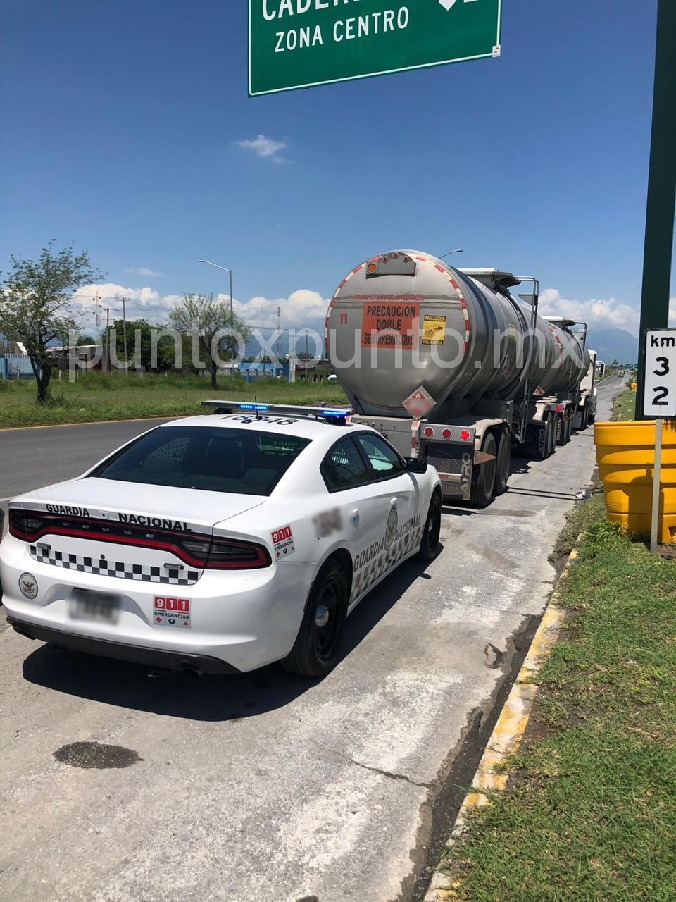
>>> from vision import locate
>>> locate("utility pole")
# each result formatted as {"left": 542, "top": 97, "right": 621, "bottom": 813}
{"left": 635, "top": 0, "right": 676, "bottom": 418}
{"left": 122, "top": 297, "right": 129, "bottom": 374}
{"left": 103, "top": 307, "right": 110, "bottom": 373}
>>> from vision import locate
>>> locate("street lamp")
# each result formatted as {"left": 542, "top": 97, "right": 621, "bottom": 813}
{"left": 438, "top": 248, "right": 464, "bottom": 259}
{"left": 198, "top": 258, "right": 234, "bottom": 380}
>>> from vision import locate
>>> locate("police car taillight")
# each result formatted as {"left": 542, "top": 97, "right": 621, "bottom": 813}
{"left": 182, "top": 537, "right": 271, "bottom": 570}
{"left": 8, "top": 510, "right": 44, "bottom": 541}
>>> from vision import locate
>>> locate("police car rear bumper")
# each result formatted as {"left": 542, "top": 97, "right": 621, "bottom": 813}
{"left": 8, "top": 616, "right": 241, "bottom": 674}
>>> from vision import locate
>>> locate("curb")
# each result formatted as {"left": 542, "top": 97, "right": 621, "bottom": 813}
{"left": 424, "top": 544, "right": 581, "bottom": 901}
{"left": 0, "top": 415, "right": 179, "bottom": 432}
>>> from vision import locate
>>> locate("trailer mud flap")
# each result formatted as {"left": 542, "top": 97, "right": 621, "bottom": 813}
{"left": 424, "top": 442, "right": 473, "bottom": 501}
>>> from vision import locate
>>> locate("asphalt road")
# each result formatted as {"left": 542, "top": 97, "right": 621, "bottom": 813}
{"left": 0, "top": 378, "right": 622, "bottom": 902}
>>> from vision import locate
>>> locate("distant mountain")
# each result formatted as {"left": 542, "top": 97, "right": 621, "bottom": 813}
{"left": 586, "top": 327, "right": 638, "bottom": 365}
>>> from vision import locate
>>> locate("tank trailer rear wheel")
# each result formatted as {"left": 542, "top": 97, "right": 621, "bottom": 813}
{"left": 546, "top": 416, "right": 557, "bottom": 458}
{"left": 494, "top": 430, "right": 511, "bottom": 496}
{"left": 470, "top": 432, "right": 497, "bottom": 508}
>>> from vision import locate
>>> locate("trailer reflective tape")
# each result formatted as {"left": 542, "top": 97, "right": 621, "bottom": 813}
{"left": 458, "top": 295, "right": 471, "bottom": 351}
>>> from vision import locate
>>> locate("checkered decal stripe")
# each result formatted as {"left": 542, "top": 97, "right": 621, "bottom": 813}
{"left": 29, "top": 545, "right": 200, "bottom": 586}
{"left": 350, "top": 522, "right": 425, "bottom": 602}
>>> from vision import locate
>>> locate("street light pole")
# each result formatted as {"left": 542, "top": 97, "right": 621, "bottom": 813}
{"left": 198, "top": 258, "right": 235, "bottom": 380}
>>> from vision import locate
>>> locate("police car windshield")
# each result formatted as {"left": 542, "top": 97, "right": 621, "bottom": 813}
{"left": 89, "top": 425, "right": 311, "bottom": 496}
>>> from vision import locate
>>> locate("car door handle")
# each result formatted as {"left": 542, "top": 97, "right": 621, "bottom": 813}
{"left": 351, "top": 508, "right": 360, "bottom": 527}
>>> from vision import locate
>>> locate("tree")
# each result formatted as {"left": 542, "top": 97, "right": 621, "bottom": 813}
{"left": 103, "top": 318, "right": 176, "bottom": 372}
{"left": 0, "top": 243, "right": 103, "bottom": 403}
{"left": 168, "top": 294, "right": 252, "bottom": 389}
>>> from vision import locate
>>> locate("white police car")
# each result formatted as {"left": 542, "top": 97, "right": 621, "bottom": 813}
{"left": 1, "top": 403, "right": 442, "bottom": 677}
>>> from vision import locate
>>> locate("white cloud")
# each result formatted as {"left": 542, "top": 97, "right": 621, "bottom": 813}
{"left": 539, "top": 288, "right": 640, "bottom": 336}
{"left": 238, "top": 134, "right": 287, "bottom": 162}
{"left": 69, "top": 284, "right": 329, "bottom": 335}
{"left": 231, "top": 289, "right": 328, "bottom": 330}
{"left": 668, "top": 298, "right": 676, "bottom": 327}
{"left": 125, "top": 267, "right": 162, "bottom": 278}
{"left": 71, "top": 283, "right": 181, "bottom": 329}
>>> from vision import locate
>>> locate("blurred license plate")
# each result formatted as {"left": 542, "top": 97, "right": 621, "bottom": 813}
{"left": 68, "top": 589, "right": 122, "bottom": 624}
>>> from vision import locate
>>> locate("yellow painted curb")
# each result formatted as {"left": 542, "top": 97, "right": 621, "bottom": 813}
{"left": 424, "top": 547, "right": 579, "bottom": 901}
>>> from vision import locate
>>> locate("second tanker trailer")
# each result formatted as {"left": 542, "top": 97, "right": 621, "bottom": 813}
{"left": 326, "top": 250, "right": 597, "bottom": 506}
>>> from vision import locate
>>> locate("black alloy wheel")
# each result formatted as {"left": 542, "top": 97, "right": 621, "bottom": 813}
{"left": 281, "top": 561, "right": 349, "bottom": 677}
{"left": 416, "top": 491, "right": 442, "bottom": 561}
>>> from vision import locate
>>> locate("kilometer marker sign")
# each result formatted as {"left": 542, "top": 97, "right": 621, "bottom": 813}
{"left": 249, "top": 0, "right": 502, "bottom": 96}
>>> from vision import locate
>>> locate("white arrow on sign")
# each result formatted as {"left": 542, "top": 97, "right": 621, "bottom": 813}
{"left": 439, "top": 0, "right": 478, "bottom": 10}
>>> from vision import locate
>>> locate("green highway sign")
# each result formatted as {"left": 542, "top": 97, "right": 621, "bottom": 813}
{"left": 249, "top": 0, "right": 502, "bottom": 96}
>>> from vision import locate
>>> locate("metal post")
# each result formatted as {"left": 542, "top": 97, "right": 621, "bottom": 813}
{"left": 651, "top": 418, "right": 664, "bottom": 554}
{"left": 122, "top": 297, "right": 128, "bottom": 374}
{"left": 229, "top": 267, "right": 234, "bottom": 381}
{"left": 104, "top": 307, "right": 110, "bottom": 373}
{"left": 635, "top": 0, "right": 676, "bottom": 418}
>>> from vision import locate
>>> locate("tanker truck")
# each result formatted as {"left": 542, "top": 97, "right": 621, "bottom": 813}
{"left": 325, "top": 250, "right": 597, "bottom": 507}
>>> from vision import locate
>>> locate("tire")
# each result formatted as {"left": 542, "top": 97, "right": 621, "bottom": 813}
{"left": 580, "top": 405, "right": 589, "bottom": 431}
{"left": 470, "top": 432, "right": 497, "bottom": 508}
{"left": 494, "top": 430, "right": 511, "bottom": 495}
{"left": 281, "top": 561, "right": 349, "bottom": 677}
{"left": 556, "top": 412, "right": 568, "bottom": 446}
{"left": 564, "top": 414, "right": 573, "bottom": 444}
{"left": 416, "top": 491, "right": 442, "bottom": 561}
{"left": 549, "top": 416, "right": 558, "bottom": 457}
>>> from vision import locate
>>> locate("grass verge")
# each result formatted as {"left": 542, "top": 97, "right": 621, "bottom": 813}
{"left": 438, "top": 385, "right": 676, "bottom": 901}
{"left": 439, "top": 509, "right": 676, "bottom": 901}
{"left": 612, "top": 386, "right": 637, "bottom": 421}
{"left": 0, "top": 372, "right": 348, "bottom": 428}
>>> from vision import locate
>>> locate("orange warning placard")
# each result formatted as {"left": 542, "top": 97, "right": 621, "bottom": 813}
{"left": 361, "top": 300, "right": 419, "bottom": 349}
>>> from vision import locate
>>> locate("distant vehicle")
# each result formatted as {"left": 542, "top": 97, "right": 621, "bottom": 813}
{"left": 1, "top": 407, "right": 441, "bottom": 677}
{"left": 327, "top": 373, "right": 338, "bottom": 382}
{"left": 326, "top": 250, "right": 598, "bottom": 506}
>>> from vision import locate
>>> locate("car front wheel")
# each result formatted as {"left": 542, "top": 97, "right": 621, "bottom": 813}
{"left": 281, "top": 561, "right": 349, "bottom": 677}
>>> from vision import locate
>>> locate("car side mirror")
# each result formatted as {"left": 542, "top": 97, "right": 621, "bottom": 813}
{"left": 405, "top": 457, "right": 428, "bottom": 474}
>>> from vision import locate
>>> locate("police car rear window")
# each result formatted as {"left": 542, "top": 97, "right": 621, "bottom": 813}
{"left": 89, "top": 426, "right": 311, "bottom": 496}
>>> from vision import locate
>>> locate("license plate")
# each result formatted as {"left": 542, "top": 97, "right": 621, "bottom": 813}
{"left": 68, "top": 588, "right": 122, "bottom": 624}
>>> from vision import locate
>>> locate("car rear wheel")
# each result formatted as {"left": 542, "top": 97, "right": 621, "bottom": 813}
{"left": 416, "top": 491, "right": 442, "bottom": 561}
{"left": 281, "top": 561, "right": 349, "bottom": 677}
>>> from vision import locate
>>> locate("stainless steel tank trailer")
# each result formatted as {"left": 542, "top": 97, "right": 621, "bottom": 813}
{"left": 326, "top": 250, "right": 598, "bottom": 506}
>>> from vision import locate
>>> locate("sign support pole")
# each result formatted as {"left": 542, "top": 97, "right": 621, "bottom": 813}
{"left": 650, "top": 418, "right": 663, "bottom": 554}
{"left": 635, "top": 0, "right": 676, "bottom": 419}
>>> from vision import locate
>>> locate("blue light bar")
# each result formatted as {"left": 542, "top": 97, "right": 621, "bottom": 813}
{"left": 238, "top": 402, "right": 269, "bottom": 411}
{"left": 321, "top": 409, "right": 348, "bottom": 418}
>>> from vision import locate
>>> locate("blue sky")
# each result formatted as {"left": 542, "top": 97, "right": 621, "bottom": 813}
{"left": 1, "top": 0, "right": 670, "bottom": 339}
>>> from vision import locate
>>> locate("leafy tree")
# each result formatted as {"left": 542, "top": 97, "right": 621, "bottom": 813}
{"left": 168, "top": 294, "right": 252, "bottom": 389}
{"left": 76, "top": 334, "right": 96, "bottom": 346}
{"left": 0, "top": 243, "right": 103, "bottom": 403}
{"left": 103, "top": 319, "right": 178, "bottom": 372}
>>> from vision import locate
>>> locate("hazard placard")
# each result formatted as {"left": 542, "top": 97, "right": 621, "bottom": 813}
{"left": 403, "top": 386, "right": 435, "bottom": 419}
{"left": 422, "top": 315, "right": 447, "bottom": 346}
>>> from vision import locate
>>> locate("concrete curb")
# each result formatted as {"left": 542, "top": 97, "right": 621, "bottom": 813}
{"left": 424, "top": 544, "right": 581, "bottom": 901}
{"left": 0, "top": 415, "right": 179, "bottom": 432}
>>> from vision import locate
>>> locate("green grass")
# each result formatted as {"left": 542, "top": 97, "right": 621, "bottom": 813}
{"left": 438, "top": 383, "right": 676, "bottom": 902}
{"left": 613, "top": 387, "right": 638, "bottom": 421}
{"left": 0, "top": 372, "right": 348, "bottom": 428}
{"left": 440, "top": 515, "right": 676, "bottom": 901}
